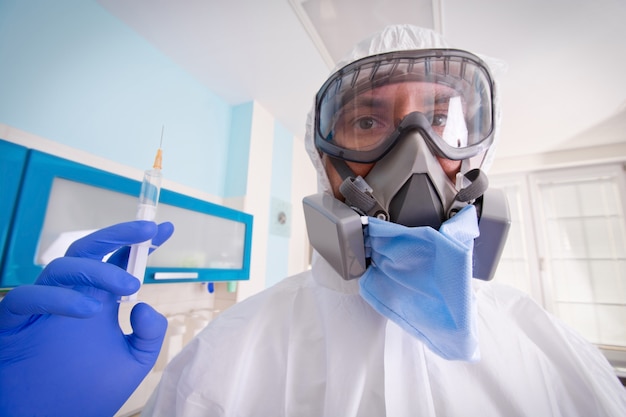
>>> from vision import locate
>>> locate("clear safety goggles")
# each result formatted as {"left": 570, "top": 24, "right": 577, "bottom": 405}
{"left": 315, "top": 49, "right": 496, "bottom": 163}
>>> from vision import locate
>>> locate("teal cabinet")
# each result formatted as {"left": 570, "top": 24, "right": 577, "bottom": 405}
{"left": 0, "top": 142, "right": 253, "bottom": 288}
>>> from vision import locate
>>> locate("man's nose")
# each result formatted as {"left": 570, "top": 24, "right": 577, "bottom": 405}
{"left": 393, "top": 93, "right": 422, "bottom": 127}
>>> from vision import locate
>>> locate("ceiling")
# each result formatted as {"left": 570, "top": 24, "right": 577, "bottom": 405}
{"left": 97, "top": 0, "right": 626, "bottom": 161}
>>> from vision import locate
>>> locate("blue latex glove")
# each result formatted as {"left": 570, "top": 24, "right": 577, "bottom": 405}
{"left": 0, "top": 220, "right": 174, "bottom": 417}
{"left": 359, "top": 205, "right": 480, "bottom": 361}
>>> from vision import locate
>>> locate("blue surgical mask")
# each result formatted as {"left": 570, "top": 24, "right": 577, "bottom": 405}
{"left": 359, "top": 205, "right": 480, "bottom": 361}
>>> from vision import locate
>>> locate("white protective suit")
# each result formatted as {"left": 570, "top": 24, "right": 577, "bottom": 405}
{"left": 142, "top": 25, "right": 626, "bottom": 417}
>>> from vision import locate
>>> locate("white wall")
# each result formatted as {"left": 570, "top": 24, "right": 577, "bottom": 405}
{"left": 288, "top": 136, "right": 317, "bottom": 276}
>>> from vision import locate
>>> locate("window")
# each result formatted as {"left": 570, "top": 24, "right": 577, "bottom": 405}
{"left": 490, "top": 176, "right": 542, "bottom": 301}
{"left": 530, "top": 165, "right": 626, "bottom": 348}
{"left": 491, "top": 163, "right": 626, "bottom": 369}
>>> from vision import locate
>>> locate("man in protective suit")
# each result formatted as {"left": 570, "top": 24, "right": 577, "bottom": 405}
{"left": 1, "top": 25, "right": 626, "bottom": 417}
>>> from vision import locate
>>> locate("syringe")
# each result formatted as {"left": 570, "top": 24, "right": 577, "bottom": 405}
{"left": 120, "top": 129, "right": 164, "bottom": 302}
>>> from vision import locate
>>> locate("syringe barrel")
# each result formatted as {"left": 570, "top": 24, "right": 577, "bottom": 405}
{"left": 121, "top": 149, "right": 163, "bottom": 303}
{"left": 136, "top": 169, "right": 162, "bottom": 220}
{"left": 139, "top": 168, "right": 162, "bottom": 207}
{"left": 125, "top": 168, "right": 161, "bottom": 285}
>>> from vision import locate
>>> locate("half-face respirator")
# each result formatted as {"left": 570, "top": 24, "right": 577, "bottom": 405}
{"left": 303, "top": 49, "right": 510, "bottom": 281}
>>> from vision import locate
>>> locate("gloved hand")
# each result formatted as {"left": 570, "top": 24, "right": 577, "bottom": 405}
{"left": 0, "top": 220, "right": 174, "bottom": 417}
{"left": 359, "top": 205, "right": 480, "bottom": 361}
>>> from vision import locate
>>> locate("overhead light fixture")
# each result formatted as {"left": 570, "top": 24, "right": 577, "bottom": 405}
{"left": 289, "top": 0, "right": 440, "bottom": 68}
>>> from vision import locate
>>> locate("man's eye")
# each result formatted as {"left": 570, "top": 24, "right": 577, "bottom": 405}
{"left": 356, "top": 117, "right": 376, "bottom": 130}
{"left": 432, "top": 114, "right": 448, "bottom": 127}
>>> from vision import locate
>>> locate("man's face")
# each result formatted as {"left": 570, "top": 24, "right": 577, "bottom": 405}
{"left": 324, "top": 81, "right": 464, "bottom": 200}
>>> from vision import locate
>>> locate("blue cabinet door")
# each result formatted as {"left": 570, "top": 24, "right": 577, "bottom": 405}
{"left": 0, "top": 140, "right": 29, "bottom": 288}
{"left": 1, "top": 147, "right": 253, "bottom": 288}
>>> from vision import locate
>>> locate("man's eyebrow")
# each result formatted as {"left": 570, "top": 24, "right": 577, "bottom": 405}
{"left": 433, "top": 90, "right": 459, "bottom": 104}
{"left": 342, "top": 88, "right": 461, "bottom": 110}
{"left": 350, "top": 95, "right": 389, "bottom": 109}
